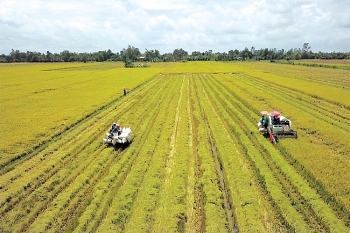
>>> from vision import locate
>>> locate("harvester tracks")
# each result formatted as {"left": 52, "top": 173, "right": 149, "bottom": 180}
{"left": 71, "top": 75, "right": 175, "bottom": 232}
{"left": 193, "top": 75, "right": 238, "bottom": 232}
{"left": 204, "top": 74, "right": 329, "bottom": 231}
{"left": 204, "top": 73, "right": 349, "bottom": 231}
{"left": 94, "top": 76, "right": 181, "bottom": 232}
{"left": 186, "top": 76, "right": 204, "bottom": 232}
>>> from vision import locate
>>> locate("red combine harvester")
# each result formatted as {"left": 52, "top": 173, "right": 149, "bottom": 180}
{"left": 258, "top": 110, "right": 298, "bottom": 143}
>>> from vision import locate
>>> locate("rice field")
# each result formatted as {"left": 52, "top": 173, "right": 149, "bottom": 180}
{"left": 0, "top": 61, "right": 349, "bottom": 232}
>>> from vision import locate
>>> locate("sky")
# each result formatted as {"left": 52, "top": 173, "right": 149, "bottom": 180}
{"left": 1, "top": 0, "right": 349, "bottom": 55}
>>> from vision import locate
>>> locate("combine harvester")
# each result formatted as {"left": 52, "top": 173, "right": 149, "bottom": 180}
{"left": 258, "top": 110, "right": 297, "bottom": 143}
{"left": 103, "top": 123, "right": 134, "bottom": 146}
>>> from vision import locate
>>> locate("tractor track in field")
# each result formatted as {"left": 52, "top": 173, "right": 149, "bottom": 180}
{"left": 194, "top": 75, "right": 238, "bottom": 233}
{"left": 165, "top": 76, "right": 184, "bottom": 175}
{"left": 186, "top": 76, "right": 204, "bottom": 232}
{"left": 0, "top": 75, "right": 161, "bottom": 175}
{"left": 204, "top": 74, "right": 347, "bottom": 231}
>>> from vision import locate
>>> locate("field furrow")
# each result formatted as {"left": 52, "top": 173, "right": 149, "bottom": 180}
{"left": 190, "top": 75, "right": 232, "bottom": 232}
{"left": 184, "top": 76, "right": 204, "bottom": 233}
{"left": 194, "top": 76, "right": 238, "bottom": 232}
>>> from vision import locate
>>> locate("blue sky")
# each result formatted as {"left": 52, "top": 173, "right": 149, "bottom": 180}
{"left": 0, "top": 0, "right": 349, "bottom": 54}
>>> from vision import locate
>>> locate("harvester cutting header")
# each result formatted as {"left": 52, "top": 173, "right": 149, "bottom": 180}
{"left": 258, "top": 110, "right": 298, "bottom": 143}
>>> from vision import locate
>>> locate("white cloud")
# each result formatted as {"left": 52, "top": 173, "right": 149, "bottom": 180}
{"left": 0, "top": 0, "right": 349, "bottom": 54}
{"left": 129, "top": 0, "right": 190, "bottom": 10}
{"left": 146, "top": 15, "right": 177, "bottom": 31}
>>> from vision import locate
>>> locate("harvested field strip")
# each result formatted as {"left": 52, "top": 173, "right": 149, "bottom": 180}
{"left": 2, "top": 121, "right": 113, "bottom": 231}
{"left": 184, "top": 76, "right": 204, "bottom": 233}
{"left": 121, "top": 76, "right": 202, "bottom": 233}
{"left": 188, "top": 74, "right": 229, "bottom": 232}
{"left": 197, "top": 75, "right": 306, "bottom": 232}
{"left": 215, "top": 72, "right": 350, "bottom": 211}
{"left": 70, "top": 76, "right": 174, "bottom": 232}
{"left": 26, "top": 147, "right": 122, "bottom": 232}
{"left": 206, "top": 74, "right": 349, "bottom": 231}
{"left": 204, "top": 75, "right": 328, "bottom": 232}
{"left": 194, "top": 76, "right": 237, "bottom": 232}
{"left": 194, "top": 76, "right": 273, "bottom": 231}
{"left": 0, "top": 118, "right": 103, "bottom": 216}
{"left": 152, "top": 76, "right": 190, "bottom": 232}
{"left": 96, "top": 76, "right": 183, "bottom": 232}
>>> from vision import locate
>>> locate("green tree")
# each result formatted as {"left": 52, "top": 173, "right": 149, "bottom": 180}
{"left": 173, "top": 48, "right": 188, "bottom": 61}
{"left": 122, "top": 45, "right": 141, "bottom": 62}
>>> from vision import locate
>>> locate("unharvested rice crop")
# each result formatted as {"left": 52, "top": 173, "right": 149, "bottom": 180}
{"left": 0, "top": 61, "right": 349, "bottom": 232}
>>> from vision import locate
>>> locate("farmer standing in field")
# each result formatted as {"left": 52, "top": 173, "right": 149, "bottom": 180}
{"left": 123, "top": 87, "right": 127, "bottom": 96}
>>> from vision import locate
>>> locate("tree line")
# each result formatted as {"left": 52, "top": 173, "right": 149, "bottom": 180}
{"left": 1, "top": 43, "right": 349, "bottom": 63}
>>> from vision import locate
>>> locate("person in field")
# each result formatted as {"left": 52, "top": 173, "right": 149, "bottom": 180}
{"left": 260, "top": 115, "right": 265, "bottom": 125}
{"left": 123, "top": 87, "right": 127, "bottom": 96}
{"left": 263, "top": 116, "right": 269, "bottom": 129}
{"left": 273, "top": 115, "right": 280, "bottom": 125}
{"left": 110, "top": 123, "right": 122, "bottom": 135}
